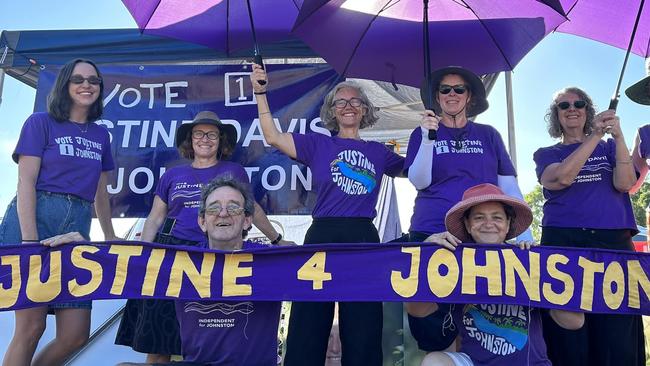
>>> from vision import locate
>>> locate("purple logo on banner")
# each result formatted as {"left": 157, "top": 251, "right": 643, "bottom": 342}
{"left": 35, "top": 64, "right": 340, "bottom": 217}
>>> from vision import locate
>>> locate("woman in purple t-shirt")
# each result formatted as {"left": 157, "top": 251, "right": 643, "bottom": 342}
{"left": 404, "top": 66, "right": 529, "bottom": 243}
{"left": 251, "top": 64, "right": 404, "bottom": 366}
{"left": 533, "top": 87, "right": 645, "bottom": 366}
{"left": 114, "top": 110, "right": 288, "bottom": 364}
{"left": 0, "top": 59, "right": 117, "bottom": 366}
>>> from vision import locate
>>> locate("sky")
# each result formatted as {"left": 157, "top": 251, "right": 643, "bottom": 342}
{"left": 0, "top": 0, "right": 648, "bottom": 216}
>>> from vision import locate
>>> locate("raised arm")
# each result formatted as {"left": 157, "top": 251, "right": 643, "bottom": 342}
{"left": 630, "top": 128, "right": 649, "bottom": 194}
{"left": 607, "top": 115, "right": 637, "bottom": 192}
{"left": 250, "top": 63, "right": 297, "bottom": 159}
{"left": 407, "top": 111, "right": 438, "bottom": 190}
{"left": 16, "top": 156, "right": 41, "bottom": 242}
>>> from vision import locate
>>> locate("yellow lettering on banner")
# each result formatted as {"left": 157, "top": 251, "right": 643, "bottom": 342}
{"left": 68, "top": 246, "right": 102, "bottom": 297}
{"left": 0, "top": 255, "right": 21, "bottom": 308}
{"left": 223, "top": 253, "right": 253, "bottom": 296}
{"left": 578, "top": 257, "right": 605, "bottom": 311}
{"left": 627, "top": 260, "right": 650, "bottom": 309}
{"left": 108, "top": 245, "right": 143, "bottom": 295}
{"left": 461, "top": 248, "right": 502, "bottom": 296}
{"left": 390, "top": 247, "right": 420, "bottom": 298}
{"left": 142, "top": 248, "right": 166, "bottom": 296}
{"left": 166, "top": 251, "right": 215, "bottom": 298}
{"left": 602, "top": 262, "right": 625, "bottom": 310}
{"left": 26, "top": 252, "right": 62, "bottom": 303}
{"left": 427, "top": 248, "right": 459, "bottom": 297}
{"left": 297, "top": 252, "right": 332, "bottom": 291}
{"left": 542, "top": 254, "right": 574, "bottom": 305}
{"left": 502, "top": 249, "right": 541, "bottom": 301}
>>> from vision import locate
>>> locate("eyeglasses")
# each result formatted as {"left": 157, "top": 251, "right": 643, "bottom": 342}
{"left": 205, "top": 203, "right": 245, "bottom": 217}
{"left": 192, "top": 130, "right": 220, "bottom": 140}
{"left": 332, "top": 98, "right": 364, "bottom": 109}
{"left": 439, "top": 84, "right": 467, "bottom": 95}
{"left": 557, "top": 100, "right": 587, "bottom": 110}
{"left": 69, "top": 75, "right": 102, "bottom": 85}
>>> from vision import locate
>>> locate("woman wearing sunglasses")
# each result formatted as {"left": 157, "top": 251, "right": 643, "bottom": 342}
{"left": 114, "top": 110, "right": 288, "bottom": 364}
{"left": 533, "top": 87, "right": 645, "bottom": 366}
{"left": 0, "top": 59, "right": 118, "bottom": 366}
{"left": 250, "top": 63, "right": 404, "bottom": 366}
{"left": 404, "top": 66, "right": 529, "bottom": 244}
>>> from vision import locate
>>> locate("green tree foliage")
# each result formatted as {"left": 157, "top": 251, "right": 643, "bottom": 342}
{"left": 524, "top": 185, "right": 544, "bottom": 242}
{"left": 630, "top": 183, "right": 650, "bottom": 228}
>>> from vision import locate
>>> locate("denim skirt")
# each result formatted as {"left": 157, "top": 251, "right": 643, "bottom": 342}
{"left": 0, "top": 190, "right": 93, "bottom": 309}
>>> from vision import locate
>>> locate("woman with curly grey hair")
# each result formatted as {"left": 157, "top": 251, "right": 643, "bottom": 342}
{"left": 533, "top": 86, "right": 645, "bottom": 366}
{"left": 250, "top": 63, "right": 404, "bottom": 366}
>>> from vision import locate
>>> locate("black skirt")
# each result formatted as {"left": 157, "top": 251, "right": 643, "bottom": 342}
{"left": 114, "top": 233, "right": 198, "bottom": 355}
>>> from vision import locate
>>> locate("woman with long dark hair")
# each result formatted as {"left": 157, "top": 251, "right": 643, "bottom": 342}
{"left": 1, "top": 58, "right": 117, "bottom": 366}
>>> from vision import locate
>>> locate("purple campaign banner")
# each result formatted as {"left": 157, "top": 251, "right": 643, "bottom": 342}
{"left": 34, "top": 64, "right": 340, "bottom": 217}
{"left": 0, "top": 242, "right": 648, "bottom": 315}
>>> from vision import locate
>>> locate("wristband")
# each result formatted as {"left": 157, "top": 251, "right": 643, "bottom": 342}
{"left": 271, "top": 233, "right": 282, "bottom": 245}
{"left": 254, "top": 91, "right": 267, "bottom": 95}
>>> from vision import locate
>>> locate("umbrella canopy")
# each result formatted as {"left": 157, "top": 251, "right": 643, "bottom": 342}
{"left": 548, "top": 0, "right": 649, "bottom": 57}
{"left": 121, "top": 0, "right": 304, "bottom": 55}
{"left": 292, "top": 0, "right": 567, "bottom": 87}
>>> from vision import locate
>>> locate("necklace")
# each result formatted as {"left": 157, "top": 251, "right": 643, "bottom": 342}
{"left": 69, "top": 121, "right": 89, "bottom": 133}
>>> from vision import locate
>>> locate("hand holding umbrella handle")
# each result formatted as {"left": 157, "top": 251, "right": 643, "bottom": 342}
{"left": 254, "top": 54, "right": 267, "bottom": 86}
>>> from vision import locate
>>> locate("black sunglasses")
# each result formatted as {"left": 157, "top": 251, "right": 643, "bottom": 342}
{"left": 439, "top": 84, "right": 467, "bottom": 95}
{"left": 69, "top": 75, "right": 103, "bottom": 85}
{"left": 557, "top": 100, "right": 587, "bottom": 110}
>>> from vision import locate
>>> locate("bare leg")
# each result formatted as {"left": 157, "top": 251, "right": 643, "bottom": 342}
{"left": 32, "top": 308, "right": 91, "bottom": 366}
{"left": 145, "top": 354, "right": 171, "bottom": 364}
{"left": 2, "top": 307, "right": 48, "bottom": 366}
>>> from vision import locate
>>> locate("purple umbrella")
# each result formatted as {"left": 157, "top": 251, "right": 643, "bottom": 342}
{"left": 121, "top": 0, "right": 303, "bottom": 55}
{"left": 292, "top": 0, "right": 567, "bottom": 88}
{"left": 541, "top": 0, "right": 648, "bottom": 109}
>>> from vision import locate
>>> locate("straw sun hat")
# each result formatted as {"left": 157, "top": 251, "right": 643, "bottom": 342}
{"left": 625, "top": 58, "right": 650, "bottom": 105}
{"left": 445, "top": 183, "right": 533, "bottom": 242}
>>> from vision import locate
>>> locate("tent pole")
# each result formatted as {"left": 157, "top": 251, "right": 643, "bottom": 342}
{"left": 0, "top": 69, "right": 5, "bottom": 107}
{"left": 505, "top": 71, "right": 517, "bottom": 170}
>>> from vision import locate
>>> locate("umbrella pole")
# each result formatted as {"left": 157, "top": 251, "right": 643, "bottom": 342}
{"left": 608, "top": 0, "right": 645, "bottom": 110}
{"left": 246, "top": 0, "right": 267, "bottom": 86}
{"left": 423, "top": 0, "right": 436, "bottom": 140}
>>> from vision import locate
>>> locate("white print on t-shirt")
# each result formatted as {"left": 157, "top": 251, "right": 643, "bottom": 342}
{"left": 54, "top": 135, "right": 103, "bottom": 161}
{"left": 574, "top": 155, "right": 612, "bottom": 184}
{"left": 184, "top": 302, "right": 254, "bottom": 329}
{"left": 434, "top": 139, "right": 484, "bottom": 154}
{"left": 330, "top": 149, "right": 378, "bottom": 195}
{"left": 170, "top": 181, "right": 203, "bottom": 208}
{"left": 462, "top": 304, "right": 529, "bottom": 356}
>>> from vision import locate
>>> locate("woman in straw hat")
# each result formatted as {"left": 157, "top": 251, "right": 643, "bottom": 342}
{"left": 114, "top": 110, "right": 289, "bottom": 364}
{"left": 404, "top": 66, "right": 531, "bottom": 244}
{"left": 534, "top": 87, "right": 644, "bottom": 366}
{"left": 407, "top": 183, "right": 583, "bottom": 366}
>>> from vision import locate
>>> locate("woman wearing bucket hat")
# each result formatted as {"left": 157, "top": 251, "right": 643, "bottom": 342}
{"left": 407, "top": 183, "right": 584, "bottom": 366}
{"left": 404, "top": 66, "right": 530, "bottom": 244}
{"left": 534, "top": 87, "right": 645, "bottom": 366}
{"left": 250, "top": 64, "right": 404, "bottom": 366}
{"left": 114, "top": 110, "right": 290, "bottom": 363}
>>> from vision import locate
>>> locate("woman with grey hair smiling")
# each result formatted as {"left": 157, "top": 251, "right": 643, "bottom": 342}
{"left": 250, "top": 64, "right": 404, "bottom": 366}
{"left": 533, "top": 86, "right": 644, "bottom": 366}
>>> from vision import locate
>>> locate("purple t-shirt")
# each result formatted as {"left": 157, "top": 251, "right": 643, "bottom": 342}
{"left": 155, "top": 162, "right": 249, "bottom": 242}
{"left": 404, "top": 122, "right": 516, "bottom": 234}
{"left": 175, "top": 241, "right": 281, "bottom": 366}
{"left": 453, "top": 304, "right": 550, "bottom": 366}
{"left": 534, "top": 140, "right": 636, "bottom": 230}
{"left": 638, "top": 124, "right": 650, "bottom": 158}
{"left": 292, "top": 133, "right": 404, "bottom": 218}
{"left": 12, "top": 112, "right": 114, "bottom": 202}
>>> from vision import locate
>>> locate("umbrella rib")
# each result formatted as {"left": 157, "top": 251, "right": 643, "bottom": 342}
{"left": 341, "top": 0, "right": 400, "bottom": 78}
{"left": 460, "top": 0, "right": 514, "bottom": 70}
{"left": 137, "top": 0, "right": 163, "bottom": 32}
